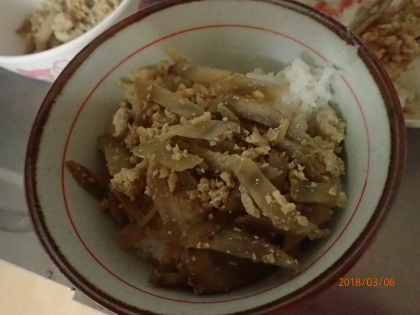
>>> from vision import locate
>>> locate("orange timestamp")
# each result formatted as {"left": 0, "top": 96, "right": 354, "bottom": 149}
{"left": 338, "top": 278, "right": 395, "bottom": 287}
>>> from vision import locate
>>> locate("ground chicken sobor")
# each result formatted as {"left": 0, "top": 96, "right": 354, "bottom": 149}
{"left": 67, "top": 51, "right": 348, "bottom": 295}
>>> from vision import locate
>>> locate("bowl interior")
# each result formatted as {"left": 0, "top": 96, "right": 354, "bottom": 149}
{"left": 26, "top": 1, "right": 401, "bottom": 315}
{"left": 0, "top": 0, "right": 44, "bottom": 55}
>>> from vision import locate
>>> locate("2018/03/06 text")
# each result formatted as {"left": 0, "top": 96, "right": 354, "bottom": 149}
{"left": 339, "top": 278, "right": 395, "bottom": 287}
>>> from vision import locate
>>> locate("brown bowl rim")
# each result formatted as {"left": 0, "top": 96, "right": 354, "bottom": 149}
{"left": 25, "top": 0, "right": 407, "bottom": 314}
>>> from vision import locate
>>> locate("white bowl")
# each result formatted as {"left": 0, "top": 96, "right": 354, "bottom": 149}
{"left": 25, "top": 0, "right": 406, "bottom": 314}
{"left": 0, "top": 0, "right": 141, "bottom": 82}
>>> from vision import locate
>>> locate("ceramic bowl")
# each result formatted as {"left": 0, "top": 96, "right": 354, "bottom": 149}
{"left": 0, "top": 0, "right": 142, "bottom": 82}
{"left": 25, "top": 0, "right": 406, "bottom": 314}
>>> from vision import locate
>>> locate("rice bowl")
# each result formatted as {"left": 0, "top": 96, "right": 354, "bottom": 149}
{"left": 0, "top": 0, "right": 140, "bottom": 81}
{"left": 25, "top": 0, "right": 406, "bottom": 314}
{"left": 65, "top": 53, "right": 348, "bottom": 294}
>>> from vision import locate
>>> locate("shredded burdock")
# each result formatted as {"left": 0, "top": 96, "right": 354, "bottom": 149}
{"left": 67, "top": 50, "right": 348, "bottom": 295}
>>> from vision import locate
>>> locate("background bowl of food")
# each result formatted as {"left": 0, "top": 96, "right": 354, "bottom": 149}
{"left": 25, "top": 0, "right": 406, "bottom": 314}
{"left": 304, "top": 0, "right": 420, "bottom": 126}
{"left": 0, "top": 0, "right": 142, "bottom": 82}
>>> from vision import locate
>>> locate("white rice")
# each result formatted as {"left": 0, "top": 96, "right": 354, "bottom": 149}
{"left": 247, "top": 58, "right": 340, "bottom": 127}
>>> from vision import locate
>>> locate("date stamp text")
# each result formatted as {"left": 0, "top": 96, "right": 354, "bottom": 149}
{"left": 339, "top": 278, "right": 395, "bottom": 287}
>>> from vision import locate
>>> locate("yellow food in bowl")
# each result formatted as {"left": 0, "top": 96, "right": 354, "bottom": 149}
{"left": 67, "top": 51, "right": 348, "bottom": 295}
{"left": 16, "top": 0, "right": 123, "bottom": 53}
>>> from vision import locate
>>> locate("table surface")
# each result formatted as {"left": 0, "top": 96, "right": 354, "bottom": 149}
{"left": 1, "top": 67, "right": 419, "bottom": 315}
